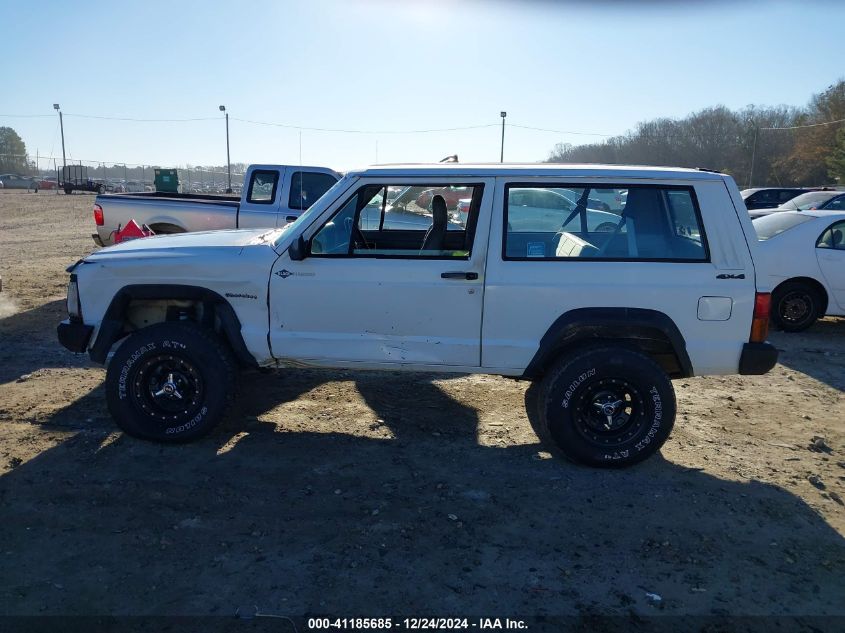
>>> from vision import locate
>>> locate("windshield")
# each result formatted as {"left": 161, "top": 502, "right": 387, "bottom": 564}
{"left": 753, "top": 213, "right": 814, "bottom": 240}
{"left": 779, "top": 191, "right": 837, "bottom": 210}
{"left": 272, "top": 175, "right": 355, "bottom": 247}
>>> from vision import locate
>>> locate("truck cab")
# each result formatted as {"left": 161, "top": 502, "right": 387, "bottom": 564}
{"left": 238, "top": 164, "right": 340, "bottom": 228}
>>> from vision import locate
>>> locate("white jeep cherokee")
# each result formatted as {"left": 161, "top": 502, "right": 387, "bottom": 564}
{"left": 58, "top": 164, "right": 778, "bottom": 467}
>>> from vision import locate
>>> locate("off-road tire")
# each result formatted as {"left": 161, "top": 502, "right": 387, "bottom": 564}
{"left": 536, "top": 346, "right": 676, "bottom": 467}
{"left": 771, "top": 281, "right": 821, "bottom": 332}
{"left": 105, "top": 322, "right": 236, "bottom": 442}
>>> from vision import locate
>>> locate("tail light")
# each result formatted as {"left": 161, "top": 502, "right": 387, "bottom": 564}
{"left": 750, "top": 292, "right": 771, "bottom": 343}
{"left": 93, "top": 203, "right": 104, "bottom": 226}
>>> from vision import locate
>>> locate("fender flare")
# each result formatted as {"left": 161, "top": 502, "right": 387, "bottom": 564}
{"left": 521, "top": 307, "right": 693, "bottom": 379}
{"left": 89, "top": 284, "right": 256, "bottom": 367}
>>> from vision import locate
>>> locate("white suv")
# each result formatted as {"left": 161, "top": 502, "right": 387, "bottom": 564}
{"left": 58, "top": 164, "right": 777, "bottom": 467}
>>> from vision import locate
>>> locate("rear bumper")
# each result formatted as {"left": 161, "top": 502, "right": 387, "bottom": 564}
{"left": 92, "top": 233, "right": 104, "bottom": 247}
{"left": 738, "top": 342, "right": 779, "bottom": 375}
{"left": 57, "top": 319, "right": 94, "bottom": 353}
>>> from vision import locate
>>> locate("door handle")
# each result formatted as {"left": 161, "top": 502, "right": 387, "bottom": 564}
{"left": 441, "top": 271, "right": 478, "bottom": 280}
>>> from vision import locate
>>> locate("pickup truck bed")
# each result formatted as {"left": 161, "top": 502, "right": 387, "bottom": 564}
{"left": 92, "top": 164, "right": 340, "bottom": 246}
{"left": 106, "top": 191, "right": 240, "bottom": 203}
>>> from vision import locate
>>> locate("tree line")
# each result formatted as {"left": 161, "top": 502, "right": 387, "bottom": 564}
{"left": 547, "top": 80, "right": 845, "bottom": 188}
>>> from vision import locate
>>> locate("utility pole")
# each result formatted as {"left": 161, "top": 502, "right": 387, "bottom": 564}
{"left": 219, "top": 105, "right": 232, "bottom": 193}
{"left": 748, "top": 126, "right": 759, "bottom": 189}
{"left": 500, "top": 111, "right": 507, "bottom": 163}
{"left": 53, "top": 104, "right": 66, "bottom": 175}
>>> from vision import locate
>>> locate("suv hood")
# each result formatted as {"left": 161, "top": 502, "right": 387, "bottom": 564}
{"left": 93, "top": 228, "right": 275, "bottom": 253}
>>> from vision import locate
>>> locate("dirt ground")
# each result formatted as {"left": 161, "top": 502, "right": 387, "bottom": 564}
{"left": 0, "top": 191, "right": 843, "bottom": 622}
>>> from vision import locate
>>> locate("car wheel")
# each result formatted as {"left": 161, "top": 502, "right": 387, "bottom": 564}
{"left": 536, "top": 346, "right": 676, "bottom": 467}
{"left": 595, "top": 222, "right": 617, "bottom": 233}
{"left": 105, "top": 322, "right": 236, "bottom": 442}
{"left": 98, "top": 184, "right": 106, "bottom": 194}
{"left": 771, "top": 281, "right": 821, "bottom": 332}
{"left": 64, "top": 186, "right": 73, "bottom": 195}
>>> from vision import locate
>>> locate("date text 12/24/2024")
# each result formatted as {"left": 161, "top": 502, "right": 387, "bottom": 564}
{"left": 307, "top": 618, "right": 528, "bottom": 630}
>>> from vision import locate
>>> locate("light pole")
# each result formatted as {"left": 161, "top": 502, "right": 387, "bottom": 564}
{"left": 53, "top": 104, "right": 66, "bottom": 175}
{"left": 500, "top": 111, "right": 507, "bottom": 163}
{"left": 219, "top": 105, "right": 232, "bottom": 193}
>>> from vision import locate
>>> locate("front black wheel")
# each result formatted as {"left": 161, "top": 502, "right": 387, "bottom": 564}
{"left": 771, "top": 281, "right": 821, "bottom": 332}
{"left": 105, "top": 322, "right": 236, "bottom": 442}
{"left": 536, "top": 346, "right": 676, "bottom": 467}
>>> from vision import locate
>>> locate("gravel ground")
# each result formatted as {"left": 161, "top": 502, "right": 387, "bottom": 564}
{"left": 0, "top": 191, "right": 843, "bottom": 623}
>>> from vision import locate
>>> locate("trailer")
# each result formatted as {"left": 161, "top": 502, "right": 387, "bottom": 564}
{"left": 60, "top": 165, "right": 106, "bottom": 195}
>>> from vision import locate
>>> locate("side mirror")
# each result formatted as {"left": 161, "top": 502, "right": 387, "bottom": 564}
{"left": 288, "top": 234, "right": 307, "bottom": 261}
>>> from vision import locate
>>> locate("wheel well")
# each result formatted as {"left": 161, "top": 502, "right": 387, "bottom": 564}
{"left": 773, "top": 277, "right": 829, "bottom": 315}
{"left": 522, "top": 308, "right": 693, "bottom": 380}
{"left": 148, "top": 222, "right": 186, "bottom": 235}
{"left": 89, "top": 285, "right": 256, "bottom": 368}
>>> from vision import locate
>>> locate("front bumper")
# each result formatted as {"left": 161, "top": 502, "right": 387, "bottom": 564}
{"left": 738, "top": 342, "right": 779, "bottom": 375}
{"left": 57, "top": 319, "right": 94, "bottom": 353}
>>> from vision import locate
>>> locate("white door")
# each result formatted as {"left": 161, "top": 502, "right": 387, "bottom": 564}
{"left": 269, "top": 179, "right": 494, "bottom": 367}
{"left": 815, "top": 219, "right": 845, "bottom": 310}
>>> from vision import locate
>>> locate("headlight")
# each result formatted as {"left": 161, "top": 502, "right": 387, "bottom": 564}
{"left": 67, "top": 275, "right": 82, "bottom": 319}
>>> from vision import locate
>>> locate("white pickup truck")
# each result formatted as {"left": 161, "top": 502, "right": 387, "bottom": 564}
{"left": 91, "top": 164, "right": 340, "bottom": 246}
{"left": 59, "top": 163, "right": 778, "bottom": 467}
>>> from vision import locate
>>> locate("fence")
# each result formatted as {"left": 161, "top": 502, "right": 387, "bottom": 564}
{"left": 0, "top": 153, "right": 247, "bottom": 192}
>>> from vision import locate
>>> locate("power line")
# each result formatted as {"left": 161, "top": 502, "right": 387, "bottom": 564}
{"left": 231, "top": 117, "right": 498, "bottom": 135}
{"left": 0, "top": 114, "right": 54, "bottom": 118}
{"left": 760, "top": 117, "right": 845, "bottom": 131}
{"left": 65, "top": 114, "right": 217, "bottom": 122}
{"left": 509, "top": 123, "right": 614, "bottom": 137}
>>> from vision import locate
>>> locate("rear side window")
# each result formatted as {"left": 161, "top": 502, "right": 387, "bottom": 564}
{"left": 823, "top": 195, "right": 845, "bottom": 211}
{"left": 503, "top": 184, "right": 708, "bottom": 261}
{"left": 288, "top": 171, "right": 338, "bottom": 211}
{"left": 816, "top": 220, "right": 845, "bottom": 250}
{"left": 247, "top": 170, "right": 279, "bottom": 204}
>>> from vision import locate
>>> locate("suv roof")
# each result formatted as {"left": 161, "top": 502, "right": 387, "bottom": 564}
{"left": 349, "top": 163, "right": 729, "bottom": 181}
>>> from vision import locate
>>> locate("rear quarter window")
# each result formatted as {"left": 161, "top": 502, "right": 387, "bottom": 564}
{"left": 503, "top": 183, "right": 708, "bottom": 261}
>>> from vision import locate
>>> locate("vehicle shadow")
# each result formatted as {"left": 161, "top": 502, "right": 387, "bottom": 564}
{"left": 0, "top": 299, "right": 95, "bottom": 385}
{"left": 771, "top": 317, "right": 845, "bottom": 392}
{"left": 1, "top": 370, "right": 843, "bottom": 620}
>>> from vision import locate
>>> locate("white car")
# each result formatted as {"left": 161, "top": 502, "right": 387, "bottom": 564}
{"left": 753, "top": 211, "right": 845, "bottom": 331}
{"left": 58, "top": 164, "right": 777, "bottom": 468}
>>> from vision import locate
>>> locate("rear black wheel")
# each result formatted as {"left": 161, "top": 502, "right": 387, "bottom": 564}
{"left": 105, "top": 322, "right": 236, "bottom": 442}
{"left": 536, "top": 346, "right": 676, "bottom": 467}
{"left": 771, "top": 281, "right": 821, "bottom": 332}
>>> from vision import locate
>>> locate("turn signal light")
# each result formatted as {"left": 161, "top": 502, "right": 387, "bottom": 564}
{"left": 93, "top": 204, "right": 104, "bottom": 226}
{"left": 750, "top": 292, "right": 771, "bottom": 343}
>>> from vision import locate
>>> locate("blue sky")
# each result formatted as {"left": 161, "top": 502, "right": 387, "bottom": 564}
{"left": 1, "top": 0, "right": 843, "bottom": 172}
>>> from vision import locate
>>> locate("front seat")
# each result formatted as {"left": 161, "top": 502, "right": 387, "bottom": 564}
{"left": 421, "top": 195, "right": 448, "bottom": 252}
{"left": 622, "top": 188, "right": 673, "bottom": 258}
